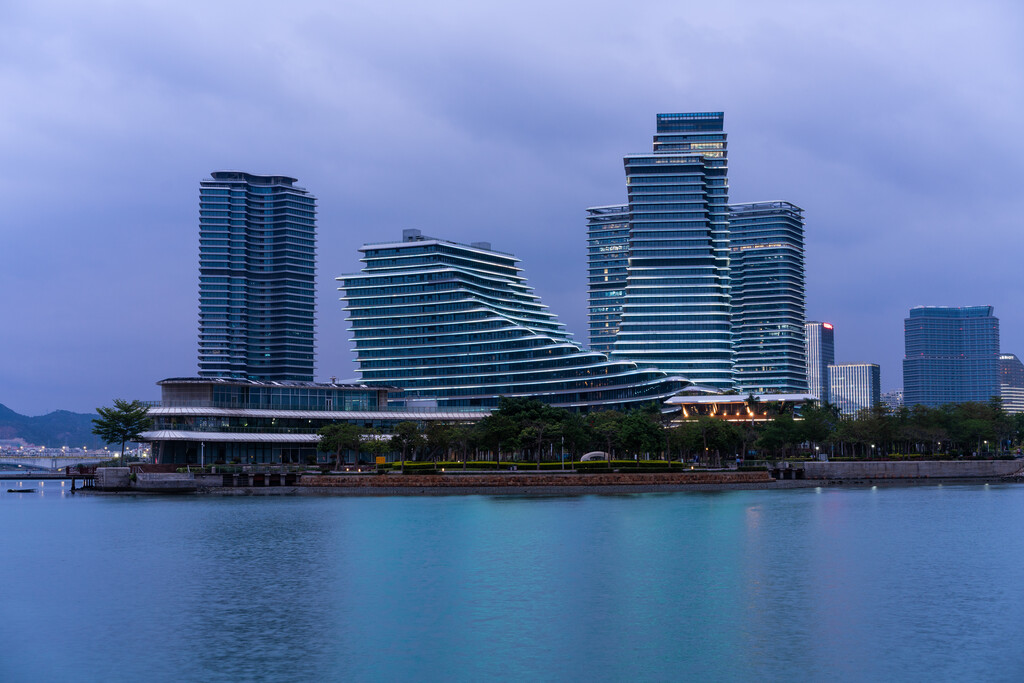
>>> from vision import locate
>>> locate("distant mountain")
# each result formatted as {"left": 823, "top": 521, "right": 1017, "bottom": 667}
{"left": 0, "top": 404, "right": 106, "bottom": 449}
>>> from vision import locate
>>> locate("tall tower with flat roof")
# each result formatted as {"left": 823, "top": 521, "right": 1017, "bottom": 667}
{"left": 903, "top": 306, "right": 999, "bottom": 407}
{"left": 197, "top": 171, "right": 317, "bottom": 381}
{"left": 805, "top": 321, "right": 835, "bottom": 403}
{"left": 730, "top": 201, "right": 807, "bottom": 393}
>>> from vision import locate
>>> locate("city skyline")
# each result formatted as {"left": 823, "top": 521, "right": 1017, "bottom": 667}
{"left": 2, "top": 1, "right": 1023, "bottom": 414}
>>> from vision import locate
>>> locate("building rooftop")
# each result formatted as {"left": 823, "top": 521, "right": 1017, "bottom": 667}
{"left": 157, "top": 377, "right": 397, "bottom": 391}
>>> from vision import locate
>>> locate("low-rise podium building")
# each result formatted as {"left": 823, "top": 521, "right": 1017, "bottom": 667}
{"left": 140, "top": 377, "right": 484, "bottom": 465}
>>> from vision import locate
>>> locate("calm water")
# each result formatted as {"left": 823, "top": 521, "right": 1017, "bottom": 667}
{"left": 2, "top": 482, "right": 1023, "bottom": 682}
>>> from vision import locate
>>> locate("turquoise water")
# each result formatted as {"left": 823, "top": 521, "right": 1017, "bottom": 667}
{"left": 2, "top": 483, "right": 1023, "bottom": 681}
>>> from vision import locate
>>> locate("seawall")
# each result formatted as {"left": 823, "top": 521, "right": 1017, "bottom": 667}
{"left": 300, "top": 471, "right": 773, "bottom": 490}
{"left": 802, "top": 460, "right": 1022, "bottom": 480}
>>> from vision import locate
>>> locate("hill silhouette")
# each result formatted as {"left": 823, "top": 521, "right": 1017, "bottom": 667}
{"left": 0, "top": 404, "right": 106, "bottom": 449}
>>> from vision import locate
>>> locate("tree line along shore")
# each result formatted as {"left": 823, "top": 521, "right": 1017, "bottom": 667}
{"left": 314, "top": 396, "right": 1024, "bottom": 470}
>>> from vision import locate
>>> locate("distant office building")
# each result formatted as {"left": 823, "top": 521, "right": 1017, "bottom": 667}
{"left": 829, "top": 363, "right": 880, "bottom": 416}
{"left": 881, "top": 389, "right": 904, "bottom": 413}
{"left": 999, "top": 353, "right": 1024, "bottom": 414}
{"left": 588, "top": 112, "right": 734, "bottom": 390}
{"left": 586, "top": 205, "right": 630, "bottom": 355}
{"left": 338, "top": 230, "right": 688, "bottom": 410}
{"left": 903, "top": 306, "right": 999, "bottom": 407}
{"left": 804, "top": 322, "right": 835, "bottom": 403}
{"left": 730, "top": 201, "right": 807, "bottom": 393}
{"left": 198, "top": 171, "right": 317, "bottom": 381}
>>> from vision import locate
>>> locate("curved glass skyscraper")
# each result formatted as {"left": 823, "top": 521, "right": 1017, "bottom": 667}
{"left": 338, "top": 230, "right": 687, "bottom": 410}
{"left": 198, "top": 171, "right": 317, "bottom": 381}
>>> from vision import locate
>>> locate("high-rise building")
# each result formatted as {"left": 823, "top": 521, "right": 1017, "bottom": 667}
{"left": 903, "top": 306, "right": 999, "bottom": 408}
{"left": 729, "top": 201, "right": 807, "bottom": 393}
{"left": 338, "top": 230, "right": 688, "bottom": 410}
{"left": 804, "top": 321, "right": 835, "bottom": 403}
{"left": 828, "top": 363, "right": 880, "bottom": 416}
{"left": 588, "top": 112, "right": 733, "bottom": 390}
{"left": 198, "top": 171, "right": 317, "bottom": 381}
{"left": 999, "top": 353, "right": 1024, "bottom": 414}
{"left": 586, "top": 205, "right": 630, "bottom": 355}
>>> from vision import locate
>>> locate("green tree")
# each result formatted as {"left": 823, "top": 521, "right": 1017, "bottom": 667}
{"left": 390, "top": 421, "right": 425, "bottom": 468}
{"left": 317, "top": 423, "right": 365, "bottom": 470}
{"left": 559, "top": 412, "right": 590, "bottom": 460}
{"left": 587, "top": 410, "right": 624, "bottom": 457}
{"left": 424, "top": 422, "right": 455, "bottom": 461}
{"left": 91, "top": 399, "right": 152, "bottom": 464}
{"left": 474, "top": 413, "right": 519, "bottom": 461}
{"left": 799, "top": 401, "right": 839, "bottom": 450}
{"left": 757, "top": 413, "right": 800, "bottom": 459}
{"left": 364, "top": 436, "right": 391, "bottom": 467}
{"left": 619, "top": 410, "right": 664, "bottom": 458}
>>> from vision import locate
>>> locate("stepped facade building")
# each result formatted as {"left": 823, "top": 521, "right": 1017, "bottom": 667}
{"left": 338, "top": 230, "right": 688, "bottom": 410}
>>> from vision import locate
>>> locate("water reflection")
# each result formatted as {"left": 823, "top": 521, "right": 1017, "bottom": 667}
{"left": 1, "top": 486, "right": 1023, "bottom": 681}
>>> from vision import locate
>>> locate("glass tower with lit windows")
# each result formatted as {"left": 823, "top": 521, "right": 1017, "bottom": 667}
{"left": 805, "top": 321, "right": 835, "bottom": 403}
{"left": 999, "top": 353, "right": 1024, "bottom": 414}
{"left": 729, "top": 201, "right": 807, "bottom": 393}
{"left": 198, "top": 171, "right": 317, "bottom": 381}
{"left": 588, "top": 112, "right": 734, "bottom": 390}
{"left": 828, "top": 363, "right": 880, "bottom": 416}
{"left": 586, "top": 205, "right": 630, "bottom": 355}
{"left": 338, "top": 230, "right": 687, "bottom": 410}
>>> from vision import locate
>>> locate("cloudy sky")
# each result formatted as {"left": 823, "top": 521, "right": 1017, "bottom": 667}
{"left": 2, "top": 0, "right": 1022, "bottom": 415}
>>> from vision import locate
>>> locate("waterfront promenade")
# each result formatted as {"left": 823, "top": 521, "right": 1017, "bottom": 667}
{"left": 75, "top": 459, "right": 1024, "bottom": 495}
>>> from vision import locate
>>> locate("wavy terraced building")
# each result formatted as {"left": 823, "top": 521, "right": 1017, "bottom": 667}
{"left": 337, "top": 230, "right": 688, "bottom": 410}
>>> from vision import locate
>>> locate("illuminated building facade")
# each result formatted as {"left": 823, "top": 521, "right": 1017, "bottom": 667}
{"left": 805, "top": 321, "right": 835, "bottom": 403}
{"left": 828, "top": 363, "right": 880, "bottom": 416}
{"left": 999, "top": 353, "right": 1024, "bottom": 414}
{"left": 665, "top": 392, "right": 815, "bottom": 423}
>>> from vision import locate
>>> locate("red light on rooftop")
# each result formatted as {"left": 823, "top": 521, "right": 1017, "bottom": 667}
{"left": 823, "top": 323, "right": 833, "bottom": 330}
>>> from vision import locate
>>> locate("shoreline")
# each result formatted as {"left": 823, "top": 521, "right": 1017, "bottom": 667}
{"left": 75, "top": 474, "right": 1020, "bottom": 497}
